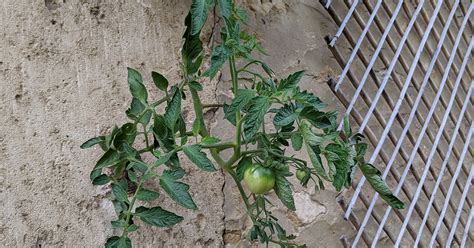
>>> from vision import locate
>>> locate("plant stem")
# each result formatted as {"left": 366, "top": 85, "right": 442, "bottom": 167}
{"left": 203, "top": 103, "right": 224, "bottom": 108}
{"left": 142, "top": 124, "right": 149, "bottom": 148}
{"left": 122, "top": 177, "right": 144, "bottom": 236}
{"left": 228, "top": 169, "right": 250, "bottom": 208}
{"left": 201, "top": 142, "right": 235, "bottom": 150}
{"left": 241, "top": 149, "right": 265, "bottom": 155}
{"left": 188, "top": 82, "right": 226, "bottom": 166}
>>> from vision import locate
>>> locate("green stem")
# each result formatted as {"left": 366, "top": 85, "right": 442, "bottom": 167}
{"left": 228, "top": 170, "right": 250, "bottom": 208}
{"left": 142, "top": 124, "right": 149, "bottom": 148}
{"left": 188, "top": 84, "right": 226, "bottom": 166}
{"left": 203, "top": 103, "right": 224, "bottom": 108}
{"left": 239, "top": 69, "right": 266, "bottom": 82}
{"left": 200, "top": 142, "right": 235, "bottom": 150}
{"left": 229, "top": 56, "right": 239, "bottom": 95}
{"left": 122, "top": 182, "right": 141, "bottom": 236}
{"left": 241, "top": 149, "right": 265, "bottom": 156}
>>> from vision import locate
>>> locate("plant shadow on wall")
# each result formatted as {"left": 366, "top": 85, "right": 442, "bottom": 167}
{"left": 81, "top": 1, "right": 404, "bottom": 247}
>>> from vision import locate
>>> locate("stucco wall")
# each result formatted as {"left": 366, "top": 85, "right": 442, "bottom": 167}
{"left": 0, "top": 0, "right": 353, "bottom": 247}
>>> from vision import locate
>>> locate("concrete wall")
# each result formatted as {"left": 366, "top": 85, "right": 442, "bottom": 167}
{"left": 0, "top": 0, "right": 353, "bottom": 247}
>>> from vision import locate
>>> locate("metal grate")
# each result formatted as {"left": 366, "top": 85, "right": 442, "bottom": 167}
{"left": 319, "top": 1, "right": 473, "bottom": 247}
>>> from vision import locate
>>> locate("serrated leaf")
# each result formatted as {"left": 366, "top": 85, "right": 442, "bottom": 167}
{"left": 302, "top": 127, "right": 330, "bottom": 181}
{"left": 183, "top": 12, "right": 204, "bottom": 74}
{"left": 273, "top": 104, "right": 297, "bottom": 127}
{"left": 182, "top": 145, "right": 216, "bottom": 172}
{"left": 159, "top": 169, "right": 197, "bottom": 209}
{"left": 136, "top": 188, "right": 160, "bottom": 201}
{"left": 126, "top": 98, "right": 151, "bottom": 124}
{"left": 151, "top": 71, "right": 169, "bottom": 91}
{"left": 81, "top": 136, "right": 105, "bottom": 149}
{"left": 299, "top": 107, "right": 334, "bottom": 129}
{"left": 127, "top": 67, "right": 148, "bottom": 103}
{"left": 291, "top": 133, "right": 303, "bottom": 151}
{"left": 359, "top": 163, "right": 404, "bottom": 209}
{"left": 274, "top": 175, "right": 295, "bottom": 211}
{"left": 191, "top": 0, "right": 210, "bottom": 35}
{"left": 218, "top": 0, "right": 232, "bottom": 18}
{"left": 243, "top": 96, "right": 270, "bottom": 139}
{"left": 154, "top": 151, "right": 175, "bottom": 167}
{"left": 224, "top": 89, "right": 256, "bottom": 125}
{"left": 203, "top": 44, "right": 232, "bottom": 79}
{"left": 299, "top": 120, "right": 325, "bottom": 145}
{"left": 277, "top": 71, "right": 304, "bottom": 91}
{"left": 105, "top": 236, "right": 131, "bottom": 248}
{"left": 293, "top": 90, "right": 327, "bottom": 110}
{"left": 94, "top": 149, "right": 120, "bottom": 170}
{"left": 164, "top": 88, "right": 182, "bottom": 131}
{"left": 134, "top": 206, "right": 183, "bottom": 227}
{"left": 111, "top": 183, "right": 129, "bottom": 203}
{"left": 324, "top": 143, "right": 355, "bottom": 191}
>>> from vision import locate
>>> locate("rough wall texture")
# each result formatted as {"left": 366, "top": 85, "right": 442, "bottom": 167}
{"left": 0, "top": 0, "right": 354, "bottom": 247}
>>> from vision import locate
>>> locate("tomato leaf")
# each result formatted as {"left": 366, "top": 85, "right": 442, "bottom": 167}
{"left": 111, "top": 183, "right": 129, "bottom": 203}
{"left": 188, "top": 81, "right": 203, "bottom": 91}
{"left": 203, "top": 44, "right": 233, "bottom": 79}
{"left": 151, "top": 71, "right": 169, "bottom": 92}
{"left": 126, "top": 97, "right": 151, "bottom": 125}
{"left": 291, "top": 133, "right": 303, "bottom": 151}
{"left": 81, "top": 136, "right": 105, "bottom": 149}
{"left": 293, "top": 89, "right": 327, "bottom": 110}
{"left": 217, "top": 0, "right": 233, "bottom": 18}
{"left": 134, "top": 206, "right": 183, "bottom": 227}
{"left": 244, "top": 96, "right": 270, "bottom": 139}
{"left": 136, "top": 188, "right": 160, "bottom": 201}
{"left": 273, "top": 104, "right": 297, "bottom": 127}
{"left": 92, "top": 174, "right": 110, "bottom": 185}
{"left": 191, "top": 0, "right": 210, "bottom": 35}
{"left": 299, "top": 107, "right": 335, "bottom": 129}
{"left": 201, "top": 136, "right": 221, "bottom": 144}
{"left": 94, "top": 149, "right": 120, "bottom": 170}
{"left": 359, "top": 163, "right": 404, "bottom": 209}
{"left": 182, "top": 145, "right": 217, "bottom": 172}
{"left": 105, "top": 236, "right": 131, "bottom": 248}
{"left": 182, "top": 12, "right": 204, "bottom": 74}
{"left": 159, "top": 169, "right": 197, "bottom": 209}
{"left": 127, "top": 67, "right": 148, "bottom": 104}
{"left": 277, "top": 71, "right": 304, "bottom": 92}
{"left": 274, "top": 175, "right": 295, "bottom": 211}
{"left": 164, "top": 87, "right": 182, "bottom": 131}
{"left": 224, "top": 89, "right": 256, "bottom": 125}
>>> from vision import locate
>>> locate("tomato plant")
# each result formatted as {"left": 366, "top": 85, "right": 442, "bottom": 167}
{"left": 81, "top": 0, "right": 404, "bottom": 247}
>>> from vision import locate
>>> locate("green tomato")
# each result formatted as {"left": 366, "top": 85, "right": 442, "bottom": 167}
{"left": 244, "top": 164, "right": 276, "bottom": 194}
{"left": 296, "top": 169, "right": 308, "bottom": 181}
